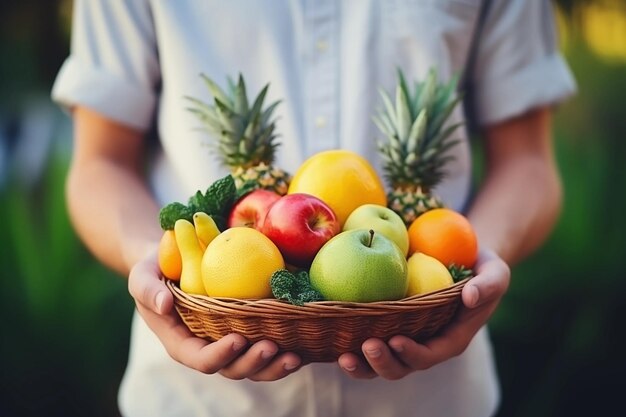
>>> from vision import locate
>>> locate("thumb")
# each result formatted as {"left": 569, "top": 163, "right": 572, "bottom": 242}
{"left": 462, "top": 250, "right": 510, "bottom": 309}
{"left": 128, "top": 251, "right": 173, "bottom": 315}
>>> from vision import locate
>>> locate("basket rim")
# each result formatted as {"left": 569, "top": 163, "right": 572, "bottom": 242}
{"left": 165, "top": 277, "right": 469, "bottom": 318}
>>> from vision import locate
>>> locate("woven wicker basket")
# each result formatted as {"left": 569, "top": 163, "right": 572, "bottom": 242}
{"left": 166, "top": 278, "right": 468, "bottom": 363}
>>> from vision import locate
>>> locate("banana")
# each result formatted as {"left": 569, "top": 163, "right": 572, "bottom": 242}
{"left": 193, "top": 212, "right": 221, "bottom": 250}
{"left": 174, "top": 219, "right": 207, "bottom": 295}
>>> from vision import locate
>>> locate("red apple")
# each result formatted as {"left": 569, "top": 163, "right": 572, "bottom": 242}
{"left": 227, "top": 189, "right": 281, "bottom": 230}
{"left": 261, "top": 193, "right": 340, "bottom": 267}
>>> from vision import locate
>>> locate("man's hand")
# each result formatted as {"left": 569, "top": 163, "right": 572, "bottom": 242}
{"left": 337, "top": 249, "right": 510, "bottom": 379}
{"left": 128, "top": 251, "right": 302, "bottom": 381}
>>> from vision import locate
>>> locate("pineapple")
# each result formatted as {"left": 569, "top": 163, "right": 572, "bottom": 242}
{"left": 374, "top": 68, "right": 463, "bottom": 226}
{"left": 186, "top": 73, "right": 291, "bottom": 195}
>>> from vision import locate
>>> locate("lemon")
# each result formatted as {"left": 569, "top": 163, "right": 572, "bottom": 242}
{"left": 406, "top": 252, "right": 454, "bottom": 296}
{"left": 201, "top": 227, "right": 284, "bottom": 298}
{"left": 288, "top": 150, "right": 387, "bottom": 226}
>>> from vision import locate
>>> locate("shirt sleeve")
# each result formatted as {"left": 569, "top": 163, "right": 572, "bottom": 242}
{"left": 51, "top": 0, "right": 160, "bottom": 131}
{"left": 469, "top": 0, "right": 577, "bottom": 127}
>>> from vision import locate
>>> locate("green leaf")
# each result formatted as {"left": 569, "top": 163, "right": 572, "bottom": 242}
{"left": 205, "top": 174, "right": 237, "bottom": 217}
{"left": 249, "top": 84, "right": 269, "bottom": 119}
{"left": 159, "top": 202, "right": 194, "bottom": 230}
{"left": 395, "top": 83, "right": 412, "bottom": 140}
{"left": 417, "top": 68, "right": 437, "bottom": 115}
{"left": 448, "top": 264, "right": 473, "bottom": 283}
{"left": 379, "top": 88, "right": 397, "bottom": 129}
{"left": 200, "top": 73, "right": 232, "bottom": 108}
{"left": 233, "top": 73, "right": 249, "bottom": 114}
{"left": 406, "top": 108, "right": 428, "bottom": 153}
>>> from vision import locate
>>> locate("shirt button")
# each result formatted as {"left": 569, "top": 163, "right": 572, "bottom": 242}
{"left": 316, "top": 40, "right": 328, "bottom": 52}
{"left": 315, "top": 116, "right": 327, "bottom": 129}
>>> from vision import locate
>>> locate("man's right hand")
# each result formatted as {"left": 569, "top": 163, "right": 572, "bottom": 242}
{"left": 127, "top": 250, "right": 302, "bottom": 381}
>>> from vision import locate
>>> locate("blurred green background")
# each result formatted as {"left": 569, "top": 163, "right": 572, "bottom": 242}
{"left": 1, "top": 1, "right": 624, "bottom": 416}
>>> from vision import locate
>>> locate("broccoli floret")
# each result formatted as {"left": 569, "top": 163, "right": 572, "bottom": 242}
{"left": 270, "top": 269, "right": 324, "bottom": 306}
{"left": 159, "top": 202, "right": 194, "bottom": 230}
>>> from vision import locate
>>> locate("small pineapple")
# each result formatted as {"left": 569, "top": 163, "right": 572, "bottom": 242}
{"left": 374, "top": 68, "right": 463, "bottom": 225}
{"left": 186, "top": 73, "right": 291, "bottom": 195}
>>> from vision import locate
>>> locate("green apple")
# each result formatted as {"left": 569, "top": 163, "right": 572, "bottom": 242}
{"left": 343, "top": 204, "right": 409, "bottom": 256}
{"left": 309, "top": 229, "right": 408, "bottom": 302}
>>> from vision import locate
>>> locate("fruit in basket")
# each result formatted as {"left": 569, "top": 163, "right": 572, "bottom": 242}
{"left": 343, "top": 204, "right": 409, "bottom": 256}
{"left": 186, "top": 73, "right": 291, "bottom": 195}
{"left": 201, "top": 227, "right": 284, "bottom": 298}
{"left": 262, "top": 193, "right": 340, "bottom": 267}
{"left": 227, "top": 189, "right": 281, "bottom": 230}
{"left": 158, "top": 174, "right": 238, "bottom": 231}
{"left": 374, "top": 68, "right": 463, "bottom": 225}
{"left": 406, "top": 252, "right": 454, "bottom": 296}
{"left": 193, "top": 212, "right": 221, "bottom": 250}
{"left": 174, "top": 219, "right": 208, "bottom": 295}
{"left": 158, "top": 230, "right": 182, "bottom": 280}
{"left": 407, "top": 208, "right": 478, "bottom": 268}
{"left": 287, "top": 150, "right": 387, "bottom": 226}
{"left": 309, "top": 229, "right": 408, "bottom": 302}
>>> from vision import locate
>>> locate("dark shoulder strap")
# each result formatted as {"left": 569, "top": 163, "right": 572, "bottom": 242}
{"left": 461, "top": 0, "right": 493, "bottom": 132}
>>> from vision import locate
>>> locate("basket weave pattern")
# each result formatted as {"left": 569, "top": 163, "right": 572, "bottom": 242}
{"left": 166, "top": 278, "right": 468, "bottom": 363}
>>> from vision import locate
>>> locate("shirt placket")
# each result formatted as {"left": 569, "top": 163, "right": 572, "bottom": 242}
{"left": 305, "top": 0, "right": 339, "bottom": 156}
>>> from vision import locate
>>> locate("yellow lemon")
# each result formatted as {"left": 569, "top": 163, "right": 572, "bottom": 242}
{"left": 406, "top": 252, "right": 454, "bottom": 296}
{"left": 288, "top": 150, "right": 386, "bottom": 226}
{"left": 201, "top": 227, "right": 284, "bottom": 298}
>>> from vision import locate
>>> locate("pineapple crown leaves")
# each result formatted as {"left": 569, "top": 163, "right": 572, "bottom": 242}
{"left": 185, "top": 73, "right": 282, "bottom": 169}
{"left": 374, "top": 67, "right": 464, "bottom": 190}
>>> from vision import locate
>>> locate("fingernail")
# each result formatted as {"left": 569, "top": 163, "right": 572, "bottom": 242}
{"left": 390, "top": 343, "right": 404, "bottom": 353}
{"left": 342, "top": 364, "right": 357, "bottom": 372}
{"left": 155, "top": 291, "right": 166, "bottom": 313}
{"left": 468, "top": 285, "right": 480, "bottom": 307}
{"left": 261, "top": 350, "right": 277, "bottom": 359}
{"left": 284, "top": 361, "right": 300, "bottom": 371}
{"left": 232, "top": 341, "right": 246, "bottom": 352}
{"left": 365, "top": 348, "right": 381, "bottom": 358}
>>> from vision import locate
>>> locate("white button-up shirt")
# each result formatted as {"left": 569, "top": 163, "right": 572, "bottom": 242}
{"left": 53, "top": 1, "right": 575, "bottom": 416}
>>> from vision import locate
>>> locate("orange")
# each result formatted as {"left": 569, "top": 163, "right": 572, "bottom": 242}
{"left": 287, "top": 150, "right": 387, "bottom": 226}
{"left": 201, "top": 227, "right": 284, "bottom": 298}
{"left": 407, "top": 208, "right": 478, "bottom": 268}
{"left": 158, "top": 230, "right": 182, "bottom": 280}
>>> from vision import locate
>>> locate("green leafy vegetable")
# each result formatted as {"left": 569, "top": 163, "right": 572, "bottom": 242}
{"left": 158, "top": 174, "right": 238, "bottom": 230}
{"left": 204, "top": 174, "right": 237, "bottom": 216}
{"left": 159, "top": 202, "right": 194, "bottom": 230}
{"left": 448, "top": 264, "right": 473, "bottom": 283}
{"left": 270, "top": 269, "right": 324, "bottom": 306}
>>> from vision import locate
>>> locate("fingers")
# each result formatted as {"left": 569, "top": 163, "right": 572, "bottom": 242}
{"left": 219, "top": 341, "right": 302, "bottom": 381}
{"left": 339, "top": 339, "right": 413, "bottom": 380}
{"left": 128, "top": 253, "right": 301, "bottom": 380}
{"left": 128, "top": 251, "right": 173, "bottom": 314}
{"left": 462, "top": 250, "right": 510, "bottom": 309}
{"left": 244, "top": 352, "right": 303, "bottom": 382}
{"left": 385, "top": 335, "right": 467, "bottom": 371}
{"left": 338, "top": 352, "right": 377, "bottom": 379}
{"left": 139, "top": 298, "right": 302, "bottom": 379}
